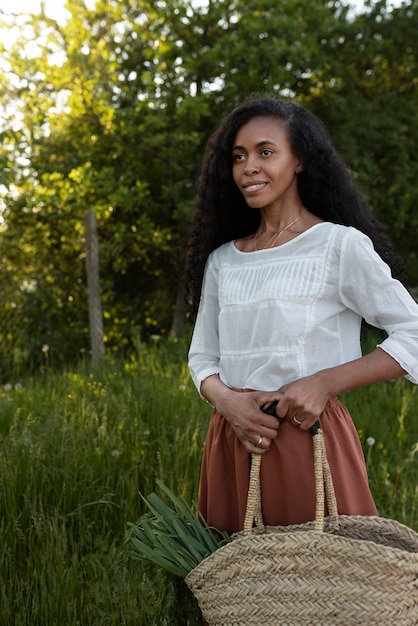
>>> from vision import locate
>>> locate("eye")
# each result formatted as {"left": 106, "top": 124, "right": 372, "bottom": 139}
{"left": 232, "top": 153, "right": 246, "bottom": 162}
{"left": 261, "top": 149, "right": 273, "bottom": 157}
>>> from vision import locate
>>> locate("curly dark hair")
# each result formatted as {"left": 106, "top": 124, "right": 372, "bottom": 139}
{"left": 184, "top": 96, "right": 401, "bottom": 312}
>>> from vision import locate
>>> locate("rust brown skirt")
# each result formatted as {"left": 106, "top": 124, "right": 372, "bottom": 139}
{"left": 198, "top": 396, "right": 377, "bottom": 535}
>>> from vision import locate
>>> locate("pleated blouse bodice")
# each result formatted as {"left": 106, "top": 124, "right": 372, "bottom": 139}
{"left": 188, "top": 222, "right": 418, "bottom": 393}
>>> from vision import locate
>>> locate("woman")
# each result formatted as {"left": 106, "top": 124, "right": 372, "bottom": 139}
{"left": 185, "top": 96, "right": 418, "bottom": 537}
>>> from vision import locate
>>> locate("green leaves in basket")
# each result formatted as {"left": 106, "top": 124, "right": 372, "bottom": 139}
{"left": 128, "top": 480, "right": 231, "bottom": 578}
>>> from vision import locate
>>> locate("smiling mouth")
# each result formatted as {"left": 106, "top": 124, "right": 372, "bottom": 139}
{"left": 243, "top": 182, "right": 267, "bottom": 192}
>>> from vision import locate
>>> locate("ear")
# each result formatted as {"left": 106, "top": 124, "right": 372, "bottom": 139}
{"left": 295, "top": 162, "right": 303, "bottom": 174}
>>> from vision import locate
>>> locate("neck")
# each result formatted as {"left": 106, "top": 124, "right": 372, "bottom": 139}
{"left": 258, "top": 207, "right": 305, "bottom": 233}
{"left": 254, "top": 209, "right": 305, "bottom": 251}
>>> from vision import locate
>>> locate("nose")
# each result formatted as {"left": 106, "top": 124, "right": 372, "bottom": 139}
{"left": 243, "top": 156, "right": 259, "bottom": 174}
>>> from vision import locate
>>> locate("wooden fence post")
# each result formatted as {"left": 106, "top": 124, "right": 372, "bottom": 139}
{"left": 84, "top": 210, "right": 105, "bottom": 366}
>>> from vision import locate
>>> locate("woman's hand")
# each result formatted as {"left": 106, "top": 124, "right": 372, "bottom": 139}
{"left": 275, "top": 372, "right": 332, "bottom": 431}
{"left": 201, "top": 350, "right": 407, "bottom": 436}
{"left": 275, "top": 349, "right": 408, "bottom": 430}
{"left": 200, "top": 375, "right": 282, "bottom": 454}
{"left": 219, "top": 391, "right": 283, "bottom": 453}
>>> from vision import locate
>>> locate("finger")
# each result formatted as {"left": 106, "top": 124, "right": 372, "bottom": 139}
{"left": 255, "top": 434, "right": 272, "bottom": 448}
{"left": 259, "top": 426, "right": 280, "bottom": 441}
{"left": 291, "top": 416, "right": 320, "bottom": 431}
{"left": 253, "top": 413, "right": 281, "bottom": 438}
{"left": 257, "top": 411, "right": 281, "bottom": 430}
{"left": 253, "top": 434, "right": 272, "bottom": 448}
{"left": 299, "top": 418, "right": 319, "bottom": 431}
{"left": 260, "top": 400, "right": 280, "bottom": 418}
{"left": 248, "top": 445, "right": 270, "bottom": 454}
{"left": 275, "top": 398, "right": 289, "bottom": 419}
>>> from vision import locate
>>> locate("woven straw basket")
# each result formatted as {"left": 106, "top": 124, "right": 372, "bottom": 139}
{"left": 185, "top": 424, "right": 418, "bottom": 625}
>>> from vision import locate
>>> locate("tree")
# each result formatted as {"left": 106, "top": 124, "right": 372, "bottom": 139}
{"left": 0, "top": 0, "right": 416, "bottom": 378}
{"left": 305, "top": 0, "right": 418, "bottom": 278}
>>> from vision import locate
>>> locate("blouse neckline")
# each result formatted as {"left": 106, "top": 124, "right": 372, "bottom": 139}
{"left": 232, "top": 221, "right": 328, "bottom": 255}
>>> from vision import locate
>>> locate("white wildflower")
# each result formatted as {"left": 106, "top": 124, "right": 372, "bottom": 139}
{"left": 366, "top": 437, "right": 375, "bottom": 447}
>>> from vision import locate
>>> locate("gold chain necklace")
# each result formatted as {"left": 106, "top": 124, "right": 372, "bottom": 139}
{"left": 254, "top": 213, "right": 303, "bottom": 251}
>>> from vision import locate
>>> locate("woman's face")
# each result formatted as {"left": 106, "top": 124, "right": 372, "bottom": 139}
{"left": 232, "top": 116, "right": 301, "bottom": 211}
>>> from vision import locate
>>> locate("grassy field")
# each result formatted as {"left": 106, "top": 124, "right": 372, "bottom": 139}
{"left": 0, "top": 337, "right": 417, "bottom": 625}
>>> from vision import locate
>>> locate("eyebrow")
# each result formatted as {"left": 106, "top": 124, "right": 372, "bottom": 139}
{"left": 232, "top": 140, "right": 277, "bottom": 151}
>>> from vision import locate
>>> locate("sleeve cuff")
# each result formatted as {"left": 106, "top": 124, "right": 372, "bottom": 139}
{"left": 377, "top": 341, "right": 418, "bottom": 385}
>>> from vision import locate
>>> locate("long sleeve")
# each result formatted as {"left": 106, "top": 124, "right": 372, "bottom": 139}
{"left": 338, "top": 229, "right": 418, "bottom": 384}
{"left": 188, "top": 254, "right": 221, "bottom": 394}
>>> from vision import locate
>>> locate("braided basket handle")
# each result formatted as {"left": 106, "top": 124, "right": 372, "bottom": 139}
{"left": 243, "top": 417, "right": 339, "bottom": 533}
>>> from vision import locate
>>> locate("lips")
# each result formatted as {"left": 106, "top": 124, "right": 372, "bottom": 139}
{"left": 242, "top": 182, "right": 267, "bottom": 192}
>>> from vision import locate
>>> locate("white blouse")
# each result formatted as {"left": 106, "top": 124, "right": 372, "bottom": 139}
{"left": 188, "top": 222, "right": 418, "bottom": 393}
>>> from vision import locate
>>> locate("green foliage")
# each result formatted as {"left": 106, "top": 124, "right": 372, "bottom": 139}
{"left": 129, "top": 480, "right": 231, "bottom": 577}
{"left": 0, "top": 0, "right": 417, "bottom": 377}
{"left": 306, "top": 0, "right": 418, "bottom": 276}
{"left": 0, "top": 338, "right": 208, "bottom": 624}
{"left": 342, "top": 379, "right": 418, "bottom": 526}
{"left": 0, "top": 338, "right": 416, "bottom": 623}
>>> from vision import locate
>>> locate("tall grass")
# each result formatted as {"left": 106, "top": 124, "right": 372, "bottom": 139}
{"left": 0, "top": 337, "right": 417, "bottom": 624}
